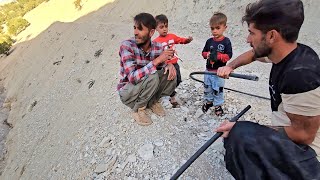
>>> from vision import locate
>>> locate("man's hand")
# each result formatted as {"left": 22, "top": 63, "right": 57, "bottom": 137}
{"left": 186, "top": 36, "right": 193, "bottom": 43}
{"left": 153, "top": 48, "right": 174, "bottom": 66}
{"left": 215, "top": 120, "right": 236, "bottom": 138}
{"left": 217, "top": 66, "right": 234, "bottom": 79}
{"left": 164, "top": 63, "right": 176, "bottom": 80}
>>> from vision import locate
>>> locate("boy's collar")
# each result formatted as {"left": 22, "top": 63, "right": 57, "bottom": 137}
{"left": 213, "top": 36, "right": 225, "bottom": 41}
{"left": 159, "top": 34, "right": 168, "bottom": 37}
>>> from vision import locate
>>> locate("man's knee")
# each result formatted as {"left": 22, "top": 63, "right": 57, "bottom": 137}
{"left": 145, "top": 73, "right": 159, "bottom": 84}
{"left": 225, "top": 121, "right": 260, "bottom": 146}
{"left": 161, "top": 73, "right": 177, "bottom": 88}
{"left": 140, "top": 73, "right": 160, "bottom": 98}
{"left": 230, "top": 121, "right": 255, "bottom": 136}
{"left": 145, "top": 73, "right": 160, "bottom": 86}
{"left": 119, "top": 74, "right": 159, "bottom": 106}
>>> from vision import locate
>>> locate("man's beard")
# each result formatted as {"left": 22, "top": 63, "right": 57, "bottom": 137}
{"left": 135, "top": 34, "right": 150, "bottom": 46}
{"left": 252, "top": 37, "right": 272, "bottom": 58}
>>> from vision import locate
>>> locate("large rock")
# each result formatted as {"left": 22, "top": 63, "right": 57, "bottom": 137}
{"left": 138, "top": 144, "right": 154, "bottom": 161}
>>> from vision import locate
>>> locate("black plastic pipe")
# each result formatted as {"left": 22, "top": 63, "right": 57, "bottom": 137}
{"left": 189, "top": 71, "right": 270, "bottom": 100}
{"left": 190, "top": 71, "right": 259, "bottom": 81}
{"left": 170, "top": 105, "right": 252, "bottom": 180}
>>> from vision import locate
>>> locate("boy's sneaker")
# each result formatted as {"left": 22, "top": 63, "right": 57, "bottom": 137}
{"left": 202, "top": 103, "right": 213, "bottom": 113}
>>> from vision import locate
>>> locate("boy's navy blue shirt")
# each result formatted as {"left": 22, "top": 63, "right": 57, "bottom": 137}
{"left": 202, "top": 37, "right": 232, "bottom": 70}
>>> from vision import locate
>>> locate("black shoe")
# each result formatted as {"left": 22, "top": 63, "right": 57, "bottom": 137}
{"left": 202, "top": 103, "right": 213, "bottom": 113}
{"left": 215, "top": 106, "right": 224, "bottom": 116}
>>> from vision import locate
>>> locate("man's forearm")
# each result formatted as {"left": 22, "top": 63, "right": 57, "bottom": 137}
{"left": 152, "top": 57, "right": 161, "bottom": 66}
{"left": 284, "top": 114, "right": 320, "bottom": 145}
{"left": 269, "top": 126, "right": 314, "bottom": 144}
{"left": 284, "top": 126, "right": 316, "bottom": 144}
{"left": 227, "top": 49, "right": 255, "bottom": 69}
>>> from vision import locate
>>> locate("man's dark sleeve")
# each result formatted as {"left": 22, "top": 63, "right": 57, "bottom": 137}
{"left": 281, "top": 68, "right": 320, "bottom": 94}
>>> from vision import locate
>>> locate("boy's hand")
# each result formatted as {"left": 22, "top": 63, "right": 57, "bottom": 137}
{"left": 153, "top": 48, "right": 174, "bottom": 66}
{"left": 186, "top": 36, "right": 193, "bottom": 43}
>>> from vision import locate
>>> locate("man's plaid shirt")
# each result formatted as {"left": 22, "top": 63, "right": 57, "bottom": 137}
{"left": 117, "top": 38, "right": 164, "bottom": 91}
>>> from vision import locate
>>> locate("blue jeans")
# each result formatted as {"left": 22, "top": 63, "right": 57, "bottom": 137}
{"left": 203, "top": 73, "right": 225, "bottom": 106}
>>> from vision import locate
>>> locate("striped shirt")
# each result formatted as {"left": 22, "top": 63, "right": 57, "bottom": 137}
{"left": 117, "top": 38, "right": 163, "bottom": 91}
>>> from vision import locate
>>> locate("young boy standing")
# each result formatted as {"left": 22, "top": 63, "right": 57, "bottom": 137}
{"left": 201, "top": 12, "right": 232, "bottom": 116}
{"left": 153, "top": 14, "right": 193, "bottom": 108}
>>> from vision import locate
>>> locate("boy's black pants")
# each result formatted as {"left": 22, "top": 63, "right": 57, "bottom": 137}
{"left": 170, "top": 63, "right": 182, "bottom": 97}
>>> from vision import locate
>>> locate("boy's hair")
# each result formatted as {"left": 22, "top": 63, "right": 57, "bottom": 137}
{"left": 210, "top": 12, "right": 227, "bottom": 26}
{"left": 155, "top": 14, "right": 168, "bottom": 26}
{"left": 134, "top": 13, "right": 156, "bottom": 31}
{"left": 242, "top": 0, "right": 304, "bottom": 43}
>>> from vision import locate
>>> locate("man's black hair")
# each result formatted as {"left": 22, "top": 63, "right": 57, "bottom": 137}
{"left": 242, "top": 0, "right": 304, "bottom": 43}
{"left": 134, "top": 13, "right": 156, "bottom": 31}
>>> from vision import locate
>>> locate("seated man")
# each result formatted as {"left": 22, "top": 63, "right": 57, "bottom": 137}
{"left": 117, "top": 13, "right": 177, "bottom": 126}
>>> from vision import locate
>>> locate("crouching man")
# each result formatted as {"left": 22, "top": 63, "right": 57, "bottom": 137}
{"left": 117, "top": 13, "right": 177, "bottom": 126}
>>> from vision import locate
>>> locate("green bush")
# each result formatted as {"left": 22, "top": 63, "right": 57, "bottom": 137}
{"left": 0, "top": 12, "right": 5, "bottom": 25}
{"left": 0, "top": 0, "right": 49, "bottom": 24}
{"left": 0, "top": 0, "right": 50, "bottom": 55}
{"left": 7, "top": 17, "right": 30, "bottom": 36}
{"left": 0, "top": 34, "right": 13, "bottom": 55}
{"left": 23, "top": 2, "right": 38, "bottom": 12}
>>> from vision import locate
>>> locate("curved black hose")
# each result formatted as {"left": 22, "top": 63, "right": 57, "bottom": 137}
{"left": 190, "top": 71, "right": 259, "bottom": 81}
{"left": 224, "top": 87, "right": 270, "bottom": 100}
{"left": 170, "top": 105, "right": 252, "bottom": 180}
{"left": 189, "top": 71, "right": 270, "bottom": 100}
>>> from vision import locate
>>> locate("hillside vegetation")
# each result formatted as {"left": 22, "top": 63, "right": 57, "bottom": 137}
{"left": 0, "top": 0, "right": 86, "bottom": 54}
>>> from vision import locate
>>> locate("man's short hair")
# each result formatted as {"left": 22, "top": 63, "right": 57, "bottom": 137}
{"left": 210, "top": 12, "right": 227, "bottom": 26}
{"left": 155, "top": 14, "right": 168, "bottom": 26}
{"left": 242, "top": 0, "right": 304, "bottom": 43}
{"left": 134, "top": 13, "right": 156, "bottom": 31}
